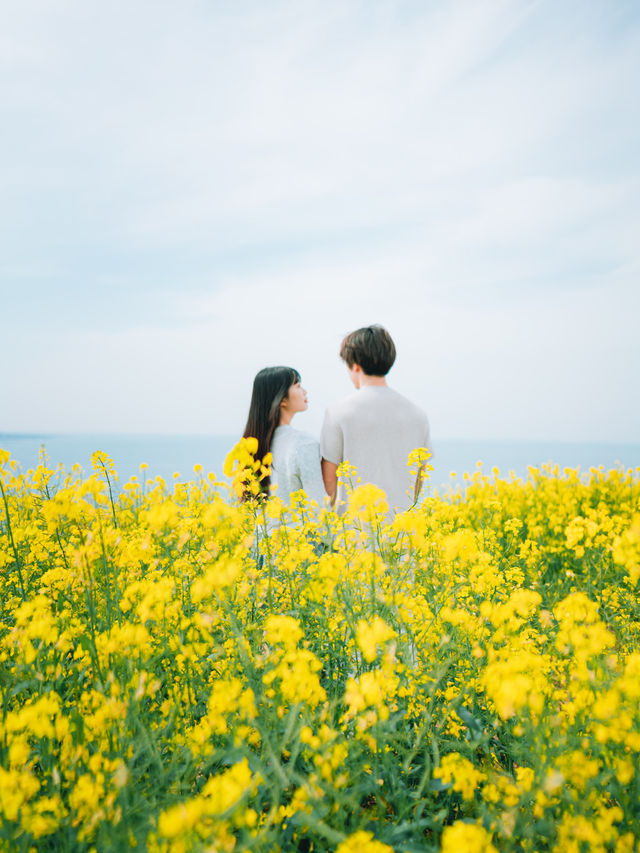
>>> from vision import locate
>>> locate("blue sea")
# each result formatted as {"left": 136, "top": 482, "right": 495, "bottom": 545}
{"left": 1, "top": 433, "right": 639, "bottom": 493}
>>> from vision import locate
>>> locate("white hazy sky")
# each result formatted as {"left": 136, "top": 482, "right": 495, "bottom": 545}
{"left": 2, "top": 0, "right": 639, "bottom": 441}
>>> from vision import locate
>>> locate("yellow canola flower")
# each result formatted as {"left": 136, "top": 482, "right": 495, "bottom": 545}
{"left": 157, "top": 798, "right": 206, "bottom": 840}
{"left": 10, "top": 595, "right": 60, "bottom": 645}
{"left": 23, "top": 795, "right": 65, "bottom": 839}
{"left": 614, "top": 758, "right": 635, "bottom": 785}
{"left": 157, "top": 759, "right": 258, "bottom": 840}
{"left": 1, "top": 447, "right": 640, "bottom": 850}
{"left": 554, "top": 591, "right": 601, "bottom": 627}
{"left": 187, "top": 678, "right": 257, "bottom": 746}
{"left": 145, "top": 499, "right": 180, "bottom": 531}
{"left": 556, "top": 750, "right": 600, "bottom": 790}
{"left": 439, "top": 605, "right": 482, "bottom": 637}
{"left": 480, "top": 588, "right": 542, "bottom": 631}
{"left": 482, "top": 775, "right": 520, "bottom": 808}
{"left": 554, "top": 592, "right": 615, "bottom": 671}
{"left": 482, "top": 649, "right": 549, "bottom": 720}
{"left": 434, "top": 752, "right": 486, "bottom": 801}
{"left": 307, "top": 551, "right": 347, "bottom": 601}
{"left": 5, "top": 692, "right": 63, "bottom": 740}
{"left": 515, "top": 766, "right": 535, "bottom": 792}
{"left": 0, "top": 766, "right": 40, "bottom": 822}
{"left": 223, "top": 437, "right": 258, "bottom": 478}
{"left": 442, "top": 528, "right": 479, "bottom": 562}
{"left": 408, "top": 446, "right": 433, "bottom": 471}
{"left": 336, "top": 829, "right": 394, "bottom": 853}
{"left": 440, "top": 821, "right": 498, "bottom": 853}
{"left": 264, "top": 614, "right": 304, "bottom": 648}
{"left": 223, "top": 436, "right": 270, "bottom": 498}
{"left": 8, "top": 736, "right": 30, "bottom": 768}
{"left": 191, "top": 556, "right": 243, "bottom": 599}
{"left": 263, "top": 648, "right": 327, "bottom": 707}
{"left": 621, "top": 652, "right": 640, "bottom": 699}
{"left": 136, "top": 576, "right": 177, "bottom": 623}
{"left": 343, "top": 667, "right": 399, "bottom": 725}
{"left": 201, "top": 758, "right": 257, "bottom": 815}
{"left": 90, "top": 450, "right": 118, "bottom": 482}
{"left": 613, "top": 514, "right": 640, "bottom": 586}
{"left": 68, "top": 773, "right": 107, "bottom": 834}
{"left": 553, "top": 802, "right": 624, "bottom": 853}
{"left": 348, "top": 483, "right": 389, "bottom": 520}
{"left": 356, "top": 616, "right": 396, "bottom": 663}
{"left": 276, "top": 783, "right": 318, "bottom": 822}
{"left": 336, "top": 461, "right": 359, "bottom": 489}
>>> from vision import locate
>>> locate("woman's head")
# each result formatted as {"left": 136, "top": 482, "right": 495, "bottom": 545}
{"left": 242, "top": 366, "right": 303, "bottom": 494}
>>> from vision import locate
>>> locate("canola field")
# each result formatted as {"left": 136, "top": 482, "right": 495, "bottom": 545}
{"left": 0, "top": 443, "right": 639, "bottom": 852}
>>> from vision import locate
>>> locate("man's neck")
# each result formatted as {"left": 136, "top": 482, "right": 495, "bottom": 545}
{"left": 358, "top": 375, "right": 387, "bottom": 388}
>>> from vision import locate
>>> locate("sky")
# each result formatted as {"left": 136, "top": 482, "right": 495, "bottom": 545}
{"left": 2, "top": 0, "right": 639, "bottom": 442}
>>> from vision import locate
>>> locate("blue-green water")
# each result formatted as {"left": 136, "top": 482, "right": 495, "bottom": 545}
{"left": 1, "top": 433, "right": 639, "bottom": 493}
{"left": 0, "top": 434, "right": 237, "bottom": 486}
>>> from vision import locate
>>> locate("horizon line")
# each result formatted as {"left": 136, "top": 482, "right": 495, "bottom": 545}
{"left": 1, "top": 432, "right": 639, "bottom": 446}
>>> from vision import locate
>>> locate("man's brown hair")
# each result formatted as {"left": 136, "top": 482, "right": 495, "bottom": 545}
{"left": 339, "top": 325, "right": 396, "bottom": 376}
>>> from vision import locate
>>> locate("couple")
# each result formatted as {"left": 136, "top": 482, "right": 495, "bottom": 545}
{"left": 242, "top": 325, "right": 432, "bottom": 513}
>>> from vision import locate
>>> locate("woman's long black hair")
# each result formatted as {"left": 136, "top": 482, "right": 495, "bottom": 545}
{"left": 242, "top": 366, "right": 301, "bottom": 495}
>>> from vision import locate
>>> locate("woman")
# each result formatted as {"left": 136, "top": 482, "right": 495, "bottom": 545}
{"left": 242, "top": 366, "right": 326, "bottom": 505}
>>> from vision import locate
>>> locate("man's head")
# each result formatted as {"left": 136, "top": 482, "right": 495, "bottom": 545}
{"left": 339, "top": 325, "right": 396, "bottom": 380}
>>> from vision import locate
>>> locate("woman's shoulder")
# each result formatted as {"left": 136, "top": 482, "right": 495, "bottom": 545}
{"left": 272, "top": 426, "right": 318, "bottom": 450}
{"left": 273, "top": 426, "right": 318, "bottom": 451}
{"left": 289, "top": 427, "right": 319, "bottom": 448}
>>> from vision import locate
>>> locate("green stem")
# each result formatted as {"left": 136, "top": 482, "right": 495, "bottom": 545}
{"left": 55, "top": 527, "right": 71, "bottom": 572}
{"left": 99, "top": 462, "right": 118, "bottom": 528}
{"left": 76, "top": 525, "right": 104, "bottom": 684}
{"left": 98, "top": 519, "right": 113, "bottom": 629}
{"left": 259, "top": 501, "right": 274, "bottom": 611}
{"left": 0, "top": 479, "right": 26, "bottom": 599}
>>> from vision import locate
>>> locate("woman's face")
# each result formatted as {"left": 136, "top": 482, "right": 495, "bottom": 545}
{"left": 280, "top": 381, "right": 308, "bottom": 419}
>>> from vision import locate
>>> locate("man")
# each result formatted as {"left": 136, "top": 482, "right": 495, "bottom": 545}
{"left": 320, "top": 325, "right": 432, "bottom": 512}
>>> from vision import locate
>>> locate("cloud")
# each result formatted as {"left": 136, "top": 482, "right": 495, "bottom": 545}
{"left": 5, "top": 243, "right": 637, "bottom": 441}
{"left": 1, "top": 0, "right": 639, "bottom": 440}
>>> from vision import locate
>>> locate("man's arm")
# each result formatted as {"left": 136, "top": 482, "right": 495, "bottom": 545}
{"left": 321, "top": 459, "right": 338, "bottom": 505}
{"left": 320, "top": 408, "right": 342, "bottom": 507}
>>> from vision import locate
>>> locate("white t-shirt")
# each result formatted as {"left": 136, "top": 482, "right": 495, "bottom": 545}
{"left": 270, "top": 425, "right": 326, "bottom": 506}
{"left": 320, "top": 386, "right": 432, "bottom": 512}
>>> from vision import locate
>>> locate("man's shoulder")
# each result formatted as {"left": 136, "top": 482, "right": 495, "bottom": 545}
{"left": 327, "top": 387, "right": 428, "bottom": 417}
{"left": 385, "top": 387, "right": 429, "bottom": 420}
{"left": 324, "top": 391, "right": 361, "bottom": 420}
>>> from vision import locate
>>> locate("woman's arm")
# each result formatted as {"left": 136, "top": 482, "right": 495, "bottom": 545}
{"left": 297, "top": 438, "right": 327, "bottom": 507}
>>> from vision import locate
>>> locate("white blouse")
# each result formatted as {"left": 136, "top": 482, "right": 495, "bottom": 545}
{"left": 270, "top": 425, "right": 327, "bottom": 506}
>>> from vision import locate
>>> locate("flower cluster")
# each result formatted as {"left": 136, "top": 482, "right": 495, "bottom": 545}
{"left": 0, "top": 447, "right": 639, "bottom": 851}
